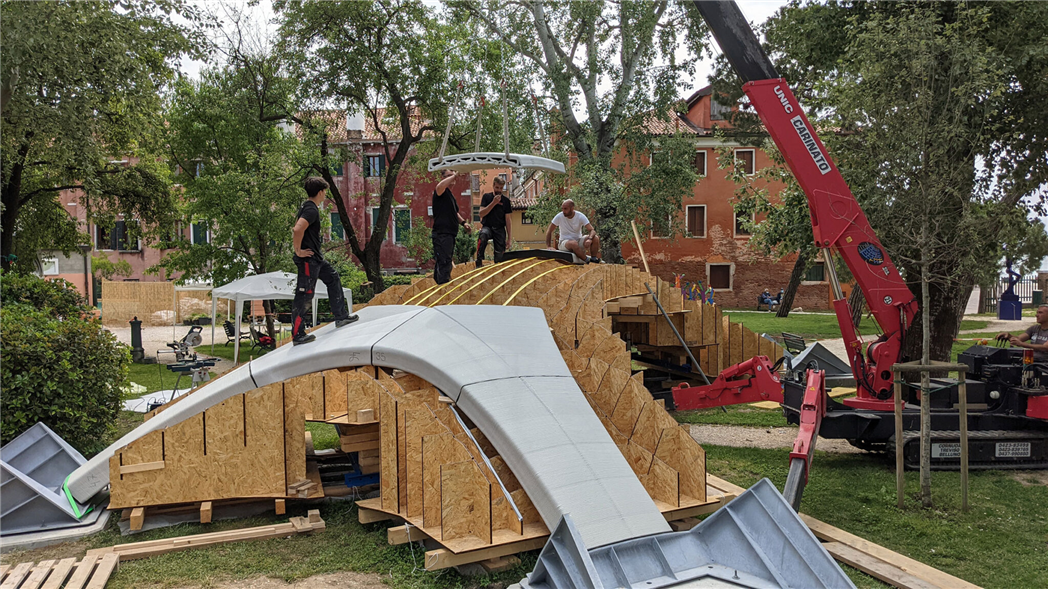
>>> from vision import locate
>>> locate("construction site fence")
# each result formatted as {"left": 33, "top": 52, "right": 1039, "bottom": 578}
{"left": 99, "top": 280, "right": 237, "bottom": 327}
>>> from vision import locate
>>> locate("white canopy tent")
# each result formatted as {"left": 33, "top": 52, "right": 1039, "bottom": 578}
{"left": 210, "top": 271, "right": 351, "bottom": 364}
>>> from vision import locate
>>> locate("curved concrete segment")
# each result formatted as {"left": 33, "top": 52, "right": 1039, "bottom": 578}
{"left": 68, "top": 305, "right": 670, "bottom": 548}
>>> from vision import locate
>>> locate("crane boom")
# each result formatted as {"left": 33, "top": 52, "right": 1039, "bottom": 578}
{"left": 691, "top": 1, "right": 919, "bottom": 406}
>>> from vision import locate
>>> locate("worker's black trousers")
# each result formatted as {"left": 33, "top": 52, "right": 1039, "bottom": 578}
{"left": 476, "top": 226, "right": 506, "bottom": 266}
{"left": 432, "top": 232, "right": 456, "bottom": 284}
{"left": 291, "top": 255, "right": 349, "bottom": 338}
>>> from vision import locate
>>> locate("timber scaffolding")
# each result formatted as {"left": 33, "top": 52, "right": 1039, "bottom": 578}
{"left": 102, "top": 260, "right": 759, "bottom": 569}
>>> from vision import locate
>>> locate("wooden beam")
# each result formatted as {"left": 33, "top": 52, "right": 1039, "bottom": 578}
{"left": 358, "top": 505, "right": 396, "bottom": 524}
{"left": 388, "top": 524, "right": 429, "bottom": 545}
{"left": 40, "top": 558, "right": 76, "bottom": 589}
{"left": 424, "top": 537, "right": 547, "bottom": 571}
{"left": 118, "top": 460, "right": 165, "bottom": 475}
{"left": 84, "top": 554, "right": 119, "bottom": 589}
{"left": 800, "top": 514, "right": 981, "bottom": 589}
{"left": 275, "top": 499, "right": 285, "bottom": 515}
{"left": 823, "top": 542, "right": 940, "bottom": 589}
{"left": 61, "top": 557, "right": 98, "bottom": 589}
{"left": 129, "top": 507, "right": 145, "bottom": 531}
{"left": 85, "top": 516, "right": 325, "bottom": 562}
{"left": 19, "top": 560, "right": 55, "bottom": 589}
{"left": 200, "top": 501, "right": 212, "bottom": 524}
{"left": 0, "top": 562, "right": 33, "bottom": 589}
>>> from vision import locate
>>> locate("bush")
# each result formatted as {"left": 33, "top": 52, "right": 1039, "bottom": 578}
{"left": 454, "top": 230, "right": 477, "bottom": 264}
{"left": 0, "top": 274, "right": 128, "bottom": 456}
{"left": 0, "top": 271, "right": 89, "bottom": 317}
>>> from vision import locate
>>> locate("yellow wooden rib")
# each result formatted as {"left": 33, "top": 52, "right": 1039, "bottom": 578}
{"left": 402, "top": 281, "right": 445, "bottom": 305}
{"left": 418, "top": 264, "right": 495, "bottom": 306}
{"left": 475, "top": 260, "right": 552, "bottom": 305}
{"left": 443, "top": 259, "right": 533, "bottom": 306}
{"left": 503, "top": 264, "right": 575, "bottom": 306}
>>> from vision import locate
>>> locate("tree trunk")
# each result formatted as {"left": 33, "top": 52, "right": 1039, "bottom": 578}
{"left": 919, "top": 229, "right": 932, "bottom": 508}
{"left": 362, "top": 246, "right": 384, "bottom": 293}
{"left": 776, "top": 252, "right": 808, "bottom": 318}
{"left": 902, "top": 277, "right": 968, "bottom": 364}
{"left": 848, "top": 285, "right": 866, "bottom": 328}
{"left": 262, "top": 299, "right": 277, "bottom": 341}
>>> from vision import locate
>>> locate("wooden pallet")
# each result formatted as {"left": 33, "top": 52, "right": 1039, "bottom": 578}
{"left": 86, "top": 512, "right": 324, "bottom": 563}
{"left": 0, "top": 554, "right": 118, "bottom": 589}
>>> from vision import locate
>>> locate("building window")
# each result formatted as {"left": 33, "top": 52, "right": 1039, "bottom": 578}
{"left": 96, "top": 220, "right": 140, "bottom": 251}
{"left": 41, "top": 257, "right": 60, "bottom": 276}
{"left": 364, "top": 154, "right": 384, "bottom": 177}
{"left": 735, "top": 149, "right": 755, "bottom": 175}
{"left": 520, "top": 211, "right": 534, "bottom": 225}
{"left": 651, "top": 215, "right": 672, "bottom": 239}
{"left": 330, "top": 162, "right": 344, "bottom": 177}
{"left": 498, "top": 173, "right": 508, "bottom": 185}
{"left": 194, "top": 162, "right": 205, "bottom": 177}
{"left": 804, "top": 262, "right": 827, "bottom": 283}
{"left": 330, "top": 212, "right": 344, "bottom": 240}
{"left": 393, "top": 208, "right": 411, "bottom": 245}
{"left": 694, "top": 150, "right": 707, "bottom": 177}
{"left": 473, "top": 205, "right": 481, "bottom": 222}
{"left": 649, "top": 151, "right": 658, "bottom": 167}
{"left": 191, "top": 221, "right": 210, "bottom": 245}
{"left": 686, "top": 205, "right": 706, "bottom": 238}
{"left": 734, "top": 211, "right": 753, "bottom": 237}
{"left": 708, "top": 264, "right": 733, "bottom": 290}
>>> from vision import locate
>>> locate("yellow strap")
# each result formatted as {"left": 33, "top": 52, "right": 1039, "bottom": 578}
{"left": 503, "top": 264, "right": 574, "bottom": 306}
{"left": 443, "top": 259, "right": 533, "bottom": 306}
{"left": 475, "top": 259, "right": 552, "bottom": 305}
{"left": 416, "top": 264, "right": 493, "bottom": 306}
{"left": 402, "top": 281, "right": 445, "bottom": 305}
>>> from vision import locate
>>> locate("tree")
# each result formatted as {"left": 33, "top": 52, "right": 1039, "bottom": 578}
{"left": 712, "top": 1, "right": 1048, "bottom": 360}
{"left": 153, "top": 67, "right": 314, "bottom": 339}
{"left": 275, "top": 0, "right": 462, "bottom": 292}
{"left": 465, "top": 0, "right": 708, "bottom": 262}
{"left": 0, "top": 0, "right": 200, "bottom": 272}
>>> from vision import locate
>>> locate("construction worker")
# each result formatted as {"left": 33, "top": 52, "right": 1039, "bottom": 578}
{"left": 545, "top": 199, "right": 601, "bottom": 263}
{"left": 431, "top": 169, "right": 470, "bottom": 284}
{"left": 996, "top": 303, "right": 1048, "bottom": 361}
{"left": 475, "top": 176, "right": 511, "bottom": 267}
{"left": 290, "top": 177, "right": 358, "bottom": 345}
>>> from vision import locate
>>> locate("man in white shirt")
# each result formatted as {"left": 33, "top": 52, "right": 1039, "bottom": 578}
{"left": 545, "top": 199, "right": 601, "bottom": 263}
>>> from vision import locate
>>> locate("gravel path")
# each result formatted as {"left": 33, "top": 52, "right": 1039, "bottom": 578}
{"left": 688, "top": 423, "right": 864, "bottom": 453}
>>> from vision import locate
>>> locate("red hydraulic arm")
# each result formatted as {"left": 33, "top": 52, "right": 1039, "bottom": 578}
{"left": 783, "top": 369, "right": 826, "bottom": 511}
{"left": 672, "top": 356, "right": 782, "bottom": 411}
{"left": 691, "top": 1, "right": 919, "bottom": 408}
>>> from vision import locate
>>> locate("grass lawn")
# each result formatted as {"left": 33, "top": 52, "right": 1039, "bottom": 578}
{"left": 721, "top": 310, "right": 989, "bottom": 341}
{"left": 708, "top": 445, "right": 1048, "bottom": 589}
{"left": 674, "top": 404, "right": 786, "bottom": 428}
{"left": 15, "top": 444, "right": 1041, "bottom": 588}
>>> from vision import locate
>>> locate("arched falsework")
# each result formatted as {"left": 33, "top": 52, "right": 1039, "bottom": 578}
{"left": 67, "top": 305, "right": 671, "bottom": 549}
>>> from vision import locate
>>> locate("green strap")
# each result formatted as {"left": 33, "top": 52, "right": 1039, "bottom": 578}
{"left": 62, "top": 476, "right": 94, "bottom": 519}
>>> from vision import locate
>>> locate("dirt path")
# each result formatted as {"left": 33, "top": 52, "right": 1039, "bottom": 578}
{"left": 170, "top": 572, "right": 388, "bottom": 589}
{"left": 688, "top": 423, "right": 864, "bottom": 453}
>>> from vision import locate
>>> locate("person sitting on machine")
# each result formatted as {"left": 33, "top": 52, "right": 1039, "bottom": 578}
{"left": 995, "top": 303, "right": 1048, "bottom": 361}
{"left": 545, "top": 199, "right": 601, "bottom": 263}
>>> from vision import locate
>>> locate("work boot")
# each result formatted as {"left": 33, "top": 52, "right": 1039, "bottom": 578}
{"left": 588, "top": 256, "right": 602, "bottom": 264}
{"left": 292, "top": 333, "right": 316, "bottom": 346}
{"left": 336, "top": 315, "right": 359, "bottom": 328}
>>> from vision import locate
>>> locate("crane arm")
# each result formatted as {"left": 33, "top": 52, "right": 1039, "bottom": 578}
{"left": 690, "top": 1, "right": 918, "bottom": 405}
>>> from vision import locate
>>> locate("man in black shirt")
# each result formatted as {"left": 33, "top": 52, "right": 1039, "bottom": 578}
{"left": 475, "top": 176, "right": 511, "bottom": 267}
{"left": 291, "top": 177, "right": 358, "bottom": 345}
{"left": 431, "top": 169, "right": 470, "bottom": 284}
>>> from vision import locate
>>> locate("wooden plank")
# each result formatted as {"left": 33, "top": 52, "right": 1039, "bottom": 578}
{"left": 200, "top": 501, "right": 212, "bottom": 524}
{"left": 591, "top": 365, "right": 628, "bottom": 416}
{"left": 86, "top": 516, "right": 324, "bottom": 562}
{"left": 799, "top": 514, "right": 982, "bottom": 589}
{"left": 61, "top": 557, "right": 98, "bottom": 589}
{"left": 323, "top": 369, "right": 348, "bottom": 421}
{"left": 40, "top": 558, "right": 76, "bottom": 589}
{"left": 0, "top": 564, "right": 9, "bottom": 583}
{"left": 441, "top": 460, "right": 492, "bottom": 545}
{"left": 640, "top": 457, "right": 679, "bottom": 507}
{"left": 424, "top": 537, "right": 547, "bottom": 571}
{"left": 654, "top": 426, "right": 707, "bottom": 503}
{"left": 405, "top": 407, "right": 450, "bottom": 518}
{"left": 379, "top": 391, "right": 399, "bottom": 512}
{"left": 20, "top": 560, "right": 55, "bottom": 589}
{"left": 129, "top": 507, "right": 145, "bottom": 531}
{"left": 275, "top": 499, "right": 285, "bottom": 515}
{"left": 610, "top": 374, "right": 650, "bottom": 435}
{"left": 358, "top": 504, "right": 395, "bottom": 524}
{"left": 356, "top": 408, "right": 375, "bottom": 422}
{"left": 118, "top": 461, "right": 164, "bottom": 475}
{"left": 630, "top": 401, "right": 679, "bottom": 454}
{"left": 823, "top": 542, "right": 941, "bottom": 589}
{"left": 84, "top": 554, "right": 118, "bottom": 589}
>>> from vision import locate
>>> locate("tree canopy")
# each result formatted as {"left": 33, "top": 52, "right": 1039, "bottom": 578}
{"left": 0, "top": 0, "right": 200, "bottom": 271}
{"left": 711, "top": 0, "right": 1048, "bottom": 360}
{"left": 463, "top": 0, "right": 708, "bottom": 261}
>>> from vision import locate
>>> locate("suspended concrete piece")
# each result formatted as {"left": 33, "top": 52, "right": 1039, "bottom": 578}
{"left": 518, "top": 478, "right": 855, "bottom": 589}
{"left": 428, "top": 152, "right": 566, "bottom": 174}
{"left": 1, "top": 423, "right": 101, "bottom": 536}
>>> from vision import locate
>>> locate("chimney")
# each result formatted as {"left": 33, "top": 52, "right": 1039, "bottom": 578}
{"left": 346, "top": 110, "right": 365, "bottom": 139}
